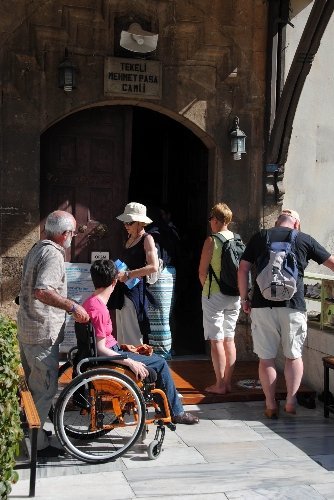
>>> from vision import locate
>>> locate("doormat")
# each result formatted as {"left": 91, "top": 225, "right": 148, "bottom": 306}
{"left": 168, "top": 359, "right": 316, "bottom": 405}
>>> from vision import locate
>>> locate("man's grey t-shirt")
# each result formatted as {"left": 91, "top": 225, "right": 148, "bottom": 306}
{"left": 17, "top": 240, "right": 67, "bottom": 345}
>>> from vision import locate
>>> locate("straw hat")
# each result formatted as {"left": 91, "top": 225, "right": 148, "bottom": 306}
{"left": 116, "top": 202, "right": 152, "bottom": 224}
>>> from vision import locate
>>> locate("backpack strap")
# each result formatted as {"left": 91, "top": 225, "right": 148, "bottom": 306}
{"left": 259, "top": 228, "right": 269, "bottom": 243}
{"left": 289, "top": 229, "right": 298, "bottom": 248}
{"left": 212, "top": 233, "right": 228, "bottom": 245}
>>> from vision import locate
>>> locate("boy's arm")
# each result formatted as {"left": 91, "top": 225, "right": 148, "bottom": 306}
{"left": 96, "top": 338, "right": 149, "bottom": 380}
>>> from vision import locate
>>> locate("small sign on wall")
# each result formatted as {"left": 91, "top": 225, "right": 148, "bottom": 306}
{"left": 91, "top": 251, "right": 110, "bottom": 263}
{"left": 104, "top": 57, "right": 162, "bottom": 99}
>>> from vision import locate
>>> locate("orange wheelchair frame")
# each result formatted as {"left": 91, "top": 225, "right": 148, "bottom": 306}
{"left": 53, "top": 323, "right": 176, "bottom": 462}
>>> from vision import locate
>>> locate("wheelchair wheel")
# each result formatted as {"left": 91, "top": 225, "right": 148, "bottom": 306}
{"left": 54, "top": 368, "right": 146, "bottom": 463}
{"left": 51, "top": 360, "right": 110, "bottom": 441}
{"left": 147, "top": 439, "right": 161, "bottom": 460}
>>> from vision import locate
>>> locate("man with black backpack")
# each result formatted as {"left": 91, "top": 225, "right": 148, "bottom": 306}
{"left": 199, "top": 203, "right": 245, "bottom": 395}
{"left": 238, "top": 209, "right": 334, "bottom": 418}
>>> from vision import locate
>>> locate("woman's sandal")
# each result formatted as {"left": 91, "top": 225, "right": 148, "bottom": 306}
{"left": 284, "top": 404, "right": 296, "bottom": 415}
{"left": 264, "top": 403, "right": 280, "bottom": 419}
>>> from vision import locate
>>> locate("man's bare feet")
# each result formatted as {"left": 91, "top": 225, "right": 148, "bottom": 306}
{"left": 204, "top": 383, "right": 232, "bottom": 395}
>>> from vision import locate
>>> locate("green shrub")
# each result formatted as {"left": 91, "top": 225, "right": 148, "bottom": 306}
{"left": 0, "top": 316, "right": 22, "bottom": 499}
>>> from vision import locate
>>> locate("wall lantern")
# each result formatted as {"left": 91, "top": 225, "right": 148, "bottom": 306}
{"left": 58, "top": 49, "right": 76, "bottom": 92}
{"left": 229, "top": 116, "right": 247, "bottom": 160}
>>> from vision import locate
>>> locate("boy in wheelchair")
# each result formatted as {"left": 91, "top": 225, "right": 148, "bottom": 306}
{"left": 82, "top": 259, "right": 199, "bottom": 425}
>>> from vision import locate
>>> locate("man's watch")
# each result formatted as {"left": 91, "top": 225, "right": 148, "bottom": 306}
{"left": 241, "top": 298, "right": 249, "bottom": 304}
{"left": 125, "top": 271, "right": 130, "bottom": 280}
{"left": 68, "top": 303, "right": 78, "bottom": 315}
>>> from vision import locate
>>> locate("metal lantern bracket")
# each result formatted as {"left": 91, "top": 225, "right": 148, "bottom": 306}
{"left": 229, "top": 116, "right": 247, "bottom": 161}
{"left": 58, "top": 49, "right": 77, "bottom": 92}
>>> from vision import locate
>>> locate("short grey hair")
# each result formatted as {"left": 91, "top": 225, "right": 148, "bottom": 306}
{"left": 45, "top": 211, "right": 75, "bottom": 237}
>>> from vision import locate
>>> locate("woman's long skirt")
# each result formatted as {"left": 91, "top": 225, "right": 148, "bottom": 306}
{"left": 146, "top": 265, "right": 176, "bottom": 359}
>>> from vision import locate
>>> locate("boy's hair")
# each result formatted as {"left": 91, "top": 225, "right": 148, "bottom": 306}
{"left": 90, "top": 259, "right": 118, "bottom": 289}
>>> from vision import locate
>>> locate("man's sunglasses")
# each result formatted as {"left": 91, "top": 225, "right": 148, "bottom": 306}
{"left": 123, "top": 221, "right": 136, "bottom": 226}
{"left": 63, "top": 230, "right": 78, "bottom": 237}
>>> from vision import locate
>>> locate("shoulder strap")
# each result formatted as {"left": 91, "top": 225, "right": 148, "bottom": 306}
{"left": 211, "top": 233, "right": 231, "bottom": 244}
{"left": 289, "top": 229, "right": 298, "bottom": 247}
{"left": 208, "top": 234, "right": 228, "bottom": 297}
{"left": 259, "top": 229, "right": 269, "bottom": 242}
{"left": 264, "top": 228, "right": 298, "bottom": 246}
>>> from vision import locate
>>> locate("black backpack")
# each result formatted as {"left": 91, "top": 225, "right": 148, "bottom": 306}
{"left": 208, "top": 233, "right": 246, "bottom": 297}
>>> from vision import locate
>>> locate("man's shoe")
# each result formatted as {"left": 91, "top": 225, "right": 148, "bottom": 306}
{"left": 43, "top": 429, "right": 52, "bottom": 438}
{"left": 172, "top": 412, "right": 199, "bottom": 425}
{"left": 37, "top": 445, "right": 65, "bottom": 458}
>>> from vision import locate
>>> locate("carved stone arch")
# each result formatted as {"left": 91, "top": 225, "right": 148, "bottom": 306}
{"left": 41, "top": 98, "right": 217, "bottom": 149}
{"left": 40, "top": 101, "right": 213, "bottom": 254}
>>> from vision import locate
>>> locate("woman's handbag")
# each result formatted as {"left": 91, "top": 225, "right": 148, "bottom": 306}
{"left": 146, "top": 257, "right": 164, "bottom": 285}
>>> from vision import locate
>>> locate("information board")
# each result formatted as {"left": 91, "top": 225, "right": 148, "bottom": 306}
{"left": 60, "top": 263, "right": 94, "bottom": 353}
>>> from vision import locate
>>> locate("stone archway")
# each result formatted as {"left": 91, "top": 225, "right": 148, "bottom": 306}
{"left": 40, "top": 104, "right": 210, "bottom": 354}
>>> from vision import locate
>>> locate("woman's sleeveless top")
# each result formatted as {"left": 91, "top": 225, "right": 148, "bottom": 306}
{"left": 202, "top": 230, "right": 234, "bottom": 298}
{"left": 122, "top": 234, "right": 147, "bottom": 270}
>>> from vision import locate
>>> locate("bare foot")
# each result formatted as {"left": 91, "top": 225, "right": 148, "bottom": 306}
{"left": 205, "top": 384, "right": 231, "bottom": 395}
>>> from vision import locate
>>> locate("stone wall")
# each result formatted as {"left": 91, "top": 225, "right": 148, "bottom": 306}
{"left": 0, "top": 1, "right": 267, "bottom": 325}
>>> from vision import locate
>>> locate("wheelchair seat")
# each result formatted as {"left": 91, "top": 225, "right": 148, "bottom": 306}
{"left": 73, "top": 321, "right": 157, "bottom": 383}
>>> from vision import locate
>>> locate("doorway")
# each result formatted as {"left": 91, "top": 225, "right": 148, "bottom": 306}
{"left": 40, "top": 105, "right": 208, "bottom": 354}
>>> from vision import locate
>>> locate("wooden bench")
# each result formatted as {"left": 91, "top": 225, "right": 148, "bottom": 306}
{"left": 17, "top": 366, "right": 41, "bottom": 497}
{"left": 322, "top": 356, "right": 334, "bottom": 418}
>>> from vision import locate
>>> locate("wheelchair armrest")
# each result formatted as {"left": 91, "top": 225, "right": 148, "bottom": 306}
{"left": 76, "top": 354, "right": 128, "bottom": 375}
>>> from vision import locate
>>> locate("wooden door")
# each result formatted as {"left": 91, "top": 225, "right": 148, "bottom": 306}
{"left": 40, "top": 106, "right": 132, "bottom": 262}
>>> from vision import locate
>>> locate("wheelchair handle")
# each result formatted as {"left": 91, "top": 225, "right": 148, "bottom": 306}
{"left": 76, "top": 354, "right": 128, "bottom": 375}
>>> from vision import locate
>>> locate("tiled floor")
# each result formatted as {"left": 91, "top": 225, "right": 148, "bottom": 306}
{"left": 11, "top": 400, "right": 334, "bottom": 499}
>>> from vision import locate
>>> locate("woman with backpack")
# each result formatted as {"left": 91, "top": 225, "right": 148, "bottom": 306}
{"left": 198, "top": 203, "right": 242, "bottom": 394}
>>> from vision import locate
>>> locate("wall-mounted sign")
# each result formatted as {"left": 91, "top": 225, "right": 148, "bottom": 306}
{"left": 91, "top": 251, "right": 110, "bottom": 263}
{"left": 61, "top": 263, "right": 94, "bottom": 352}
{"left": 104, "top": 57, "right": 162, "bottom": 99}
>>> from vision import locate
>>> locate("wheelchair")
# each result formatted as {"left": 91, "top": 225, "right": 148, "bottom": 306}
{"left": 53, "top": 322, "right": 176, "bottom": 463}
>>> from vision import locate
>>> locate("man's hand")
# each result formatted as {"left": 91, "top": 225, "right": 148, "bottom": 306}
{"left": 241, "top": 299, "right": 252, "bottom": 314}
{"left": 127, "top": 359, "right": 149, "bottom": 380}
{"left": 34, "top": 289, "right": 89, "bottom": 322}
{"left": 72, "top": 304, "right": 90, "bottom": 323}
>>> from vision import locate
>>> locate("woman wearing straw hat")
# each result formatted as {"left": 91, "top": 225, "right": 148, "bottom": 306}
{"left": 113, "top": 202, "right": 158, "bottom": 346}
